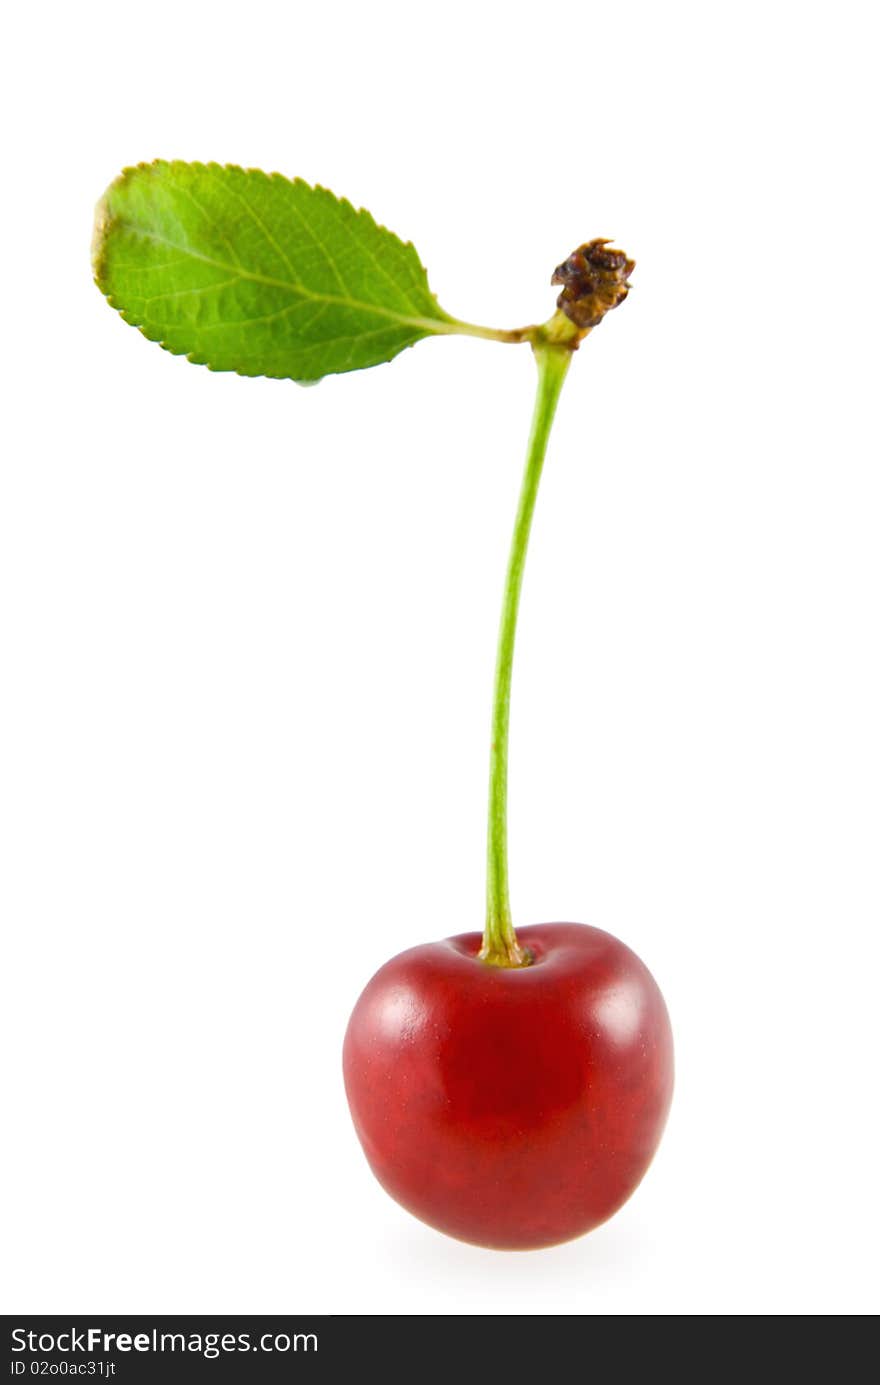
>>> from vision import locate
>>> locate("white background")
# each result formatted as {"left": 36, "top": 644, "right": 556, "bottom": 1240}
{"left": 2, "top": 1, "right": 878, "bottom": 1316}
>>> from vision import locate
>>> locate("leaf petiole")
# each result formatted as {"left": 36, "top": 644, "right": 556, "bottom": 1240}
{"left": 441, "top": 318, "right": 531, "bottom": 346}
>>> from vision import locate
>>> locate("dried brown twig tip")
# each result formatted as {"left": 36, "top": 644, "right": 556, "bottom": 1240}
{"left": 551, "top": 240, "right": 635, "bottom": 331}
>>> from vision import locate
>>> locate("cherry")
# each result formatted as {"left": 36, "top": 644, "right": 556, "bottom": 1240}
{"left": 92, "top": 181, "right": 666, "bottom": 1251}
{"left": 342, "top": 254, "right": 672, "bottom": 1248}
{"left": 344, "top": 923, "right": 673, "bottom": 1249}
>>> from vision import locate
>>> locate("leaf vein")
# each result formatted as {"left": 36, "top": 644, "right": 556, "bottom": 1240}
{"left": 116, "top": 221, "right": 451, "bottom": 335}
{"left": 142, "top": 275, "right": 241, "bottom": 307}
{"left": 170, "top": 181, "right": 245, "bottom": 271}
{"left": 206, "top": 167, "right": 301, "bottom": 286}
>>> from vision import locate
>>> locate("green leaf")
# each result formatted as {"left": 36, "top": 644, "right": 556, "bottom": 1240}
{"left": 93, "top": 162, "right": 461, "bottom": 383}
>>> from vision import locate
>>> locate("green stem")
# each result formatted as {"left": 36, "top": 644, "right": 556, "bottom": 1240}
{"left": 481, "top": 342, "right": 573, "bottom": 966}
{"left": 443, "top": 318, "right": 532, "bottom": 345}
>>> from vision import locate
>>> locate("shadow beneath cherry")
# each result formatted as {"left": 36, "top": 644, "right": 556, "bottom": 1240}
{"left": 382, "top": 1209, "right": 650, "bottom": 1310}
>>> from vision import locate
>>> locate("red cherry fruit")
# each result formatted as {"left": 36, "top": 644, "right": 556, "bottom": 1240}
{"left": 343, "top": 922, "right": 673, "bottom": 1250}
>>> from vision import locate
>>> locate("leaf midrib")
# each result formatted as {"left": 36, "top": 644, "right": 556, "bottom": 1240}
{"left": 113, "top": 219, "right": 459, "bottom": 338}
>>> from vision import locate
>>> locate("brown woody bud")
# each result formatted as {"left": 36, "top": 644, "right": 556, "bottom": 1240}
{"left": 551, "top": 240, "right": 635, "bottom": 331}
